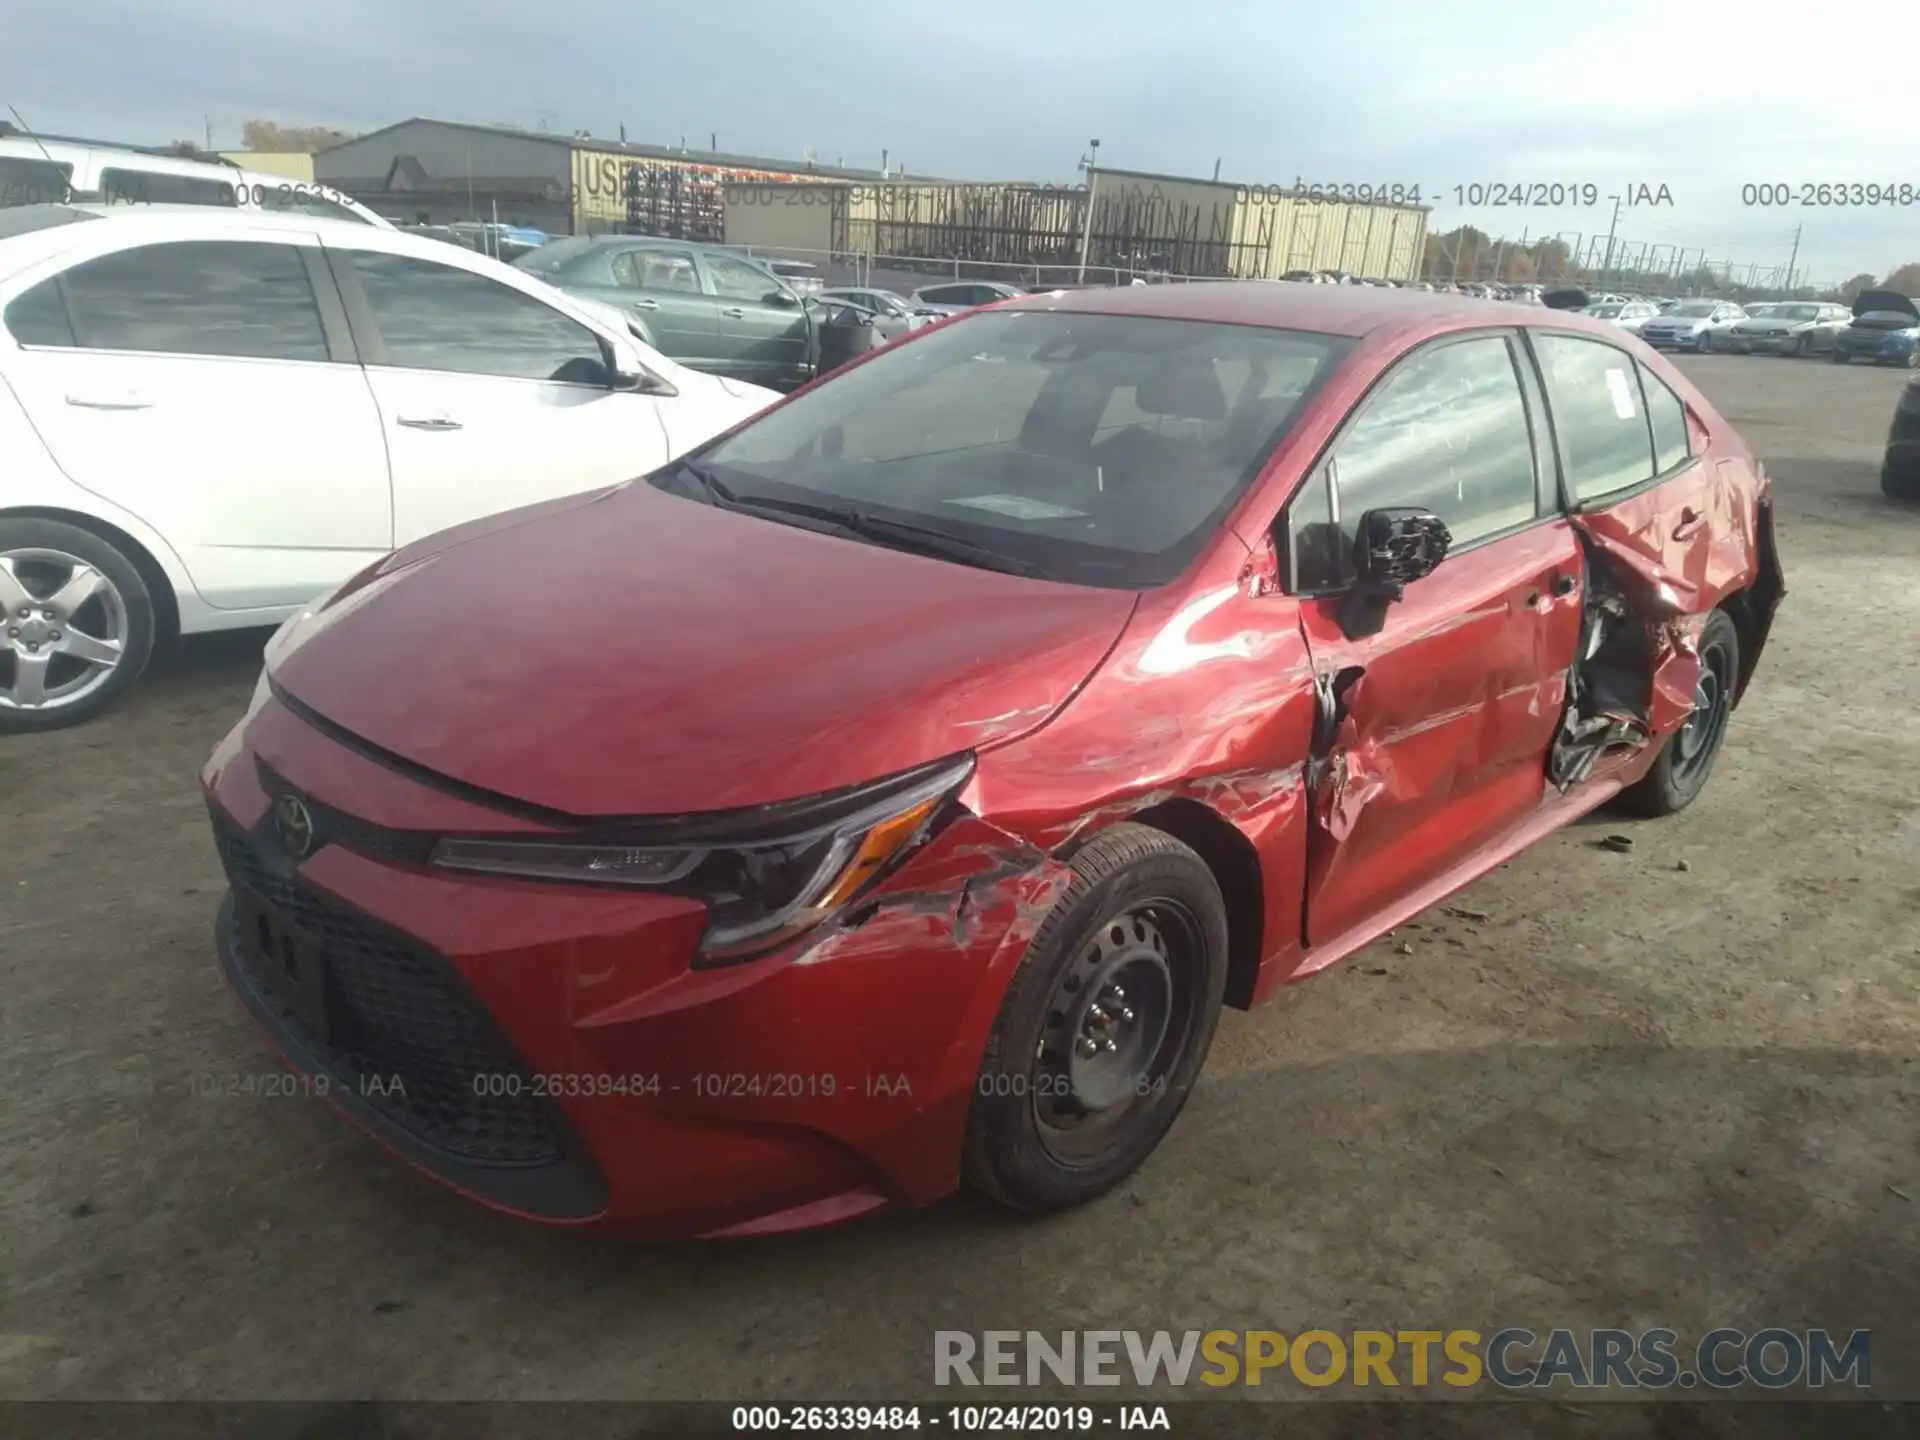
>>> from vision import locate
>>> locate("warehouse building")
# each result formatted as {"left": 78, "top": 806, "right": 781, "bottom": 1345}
{"left": 723, "top": 165, "right": 1429, "bottom": 283}
{"left": 312, "top": 117, "right": 903, "bottom": 238}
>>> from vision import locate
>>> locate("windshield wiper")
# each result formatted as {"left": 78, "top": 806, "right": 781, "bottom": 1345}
{"left": 674, "top": 457, "right": 740, "bottom": 507}
{"left": 721, "top": 493, "right": 1047, "bottom": 578}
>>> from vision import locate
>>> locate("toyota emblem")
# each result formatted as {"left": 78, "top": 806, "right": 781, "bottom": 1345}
{"left": 274, "top": 793, "right": 316, "bottom": 859}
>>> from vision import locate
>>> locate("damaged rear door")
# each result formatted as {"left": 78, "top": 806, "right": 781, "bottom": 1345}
{"left": 1285, "top": 331, "right": 1584, "bottom": 948}
{"left": 1525, "top": 332, "right": 1779, "bottom": 787}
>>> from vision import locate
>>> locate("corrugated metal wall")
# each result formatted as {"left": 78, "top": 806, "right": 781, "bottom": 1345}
{"left": 1229, "top": 194, "right": 1428, "bottom": 281}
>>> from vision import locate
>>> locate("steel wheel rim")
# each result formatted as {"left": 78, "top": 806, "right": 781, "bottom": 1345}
{"left": 1671, "top": 640, "right": 1733, "bottom": 782}
{"left": 1030, "top": 899, "right": 1202, "bottom": 1167}
{"left": 0, "top": 548, "right": 130, "bottom": 712}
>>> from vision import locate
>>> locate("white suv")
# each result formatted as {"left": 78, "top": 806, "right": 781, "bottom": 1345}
{"left": 0, "top": 205, "right": 778, "bottom": 731}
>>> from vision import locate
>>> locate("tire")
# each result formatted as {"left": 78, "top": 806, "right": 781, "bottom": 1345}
{"left": 0, "top": 517, "right": 156, "bottom": 733}
{"left": 1830, "top": 348, "right": 1848, "bottom": 364}
{"left": 1698, "top": 332, "right": 1714, "bottom": 354}
{"left": 962, "top": 822, "right": 1229, "bottom": 1213}
{"left": 1790, "top": 333, "right": 1807, "bottom": 357}
{"left": 1884, "top": 464, "right": 1920, "bottom": 501}
{"left": 1616, "top": 610, "right": 1740, "bottom": 818}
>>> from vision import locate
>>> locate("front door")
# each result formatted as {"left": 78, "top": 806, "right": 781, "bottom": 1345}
{"left": 1, "top": 236, "right": 392, "bottom": 610}
{"left": 1286, "top": 331, "right": 1583, "bottom": 949}
{"left": 327, "top": 246, "right": 673, "bottom": 546}
{"left": 608, "top": 247, "right": 721, "bottom": 367}
{"left": 702, "top": 251, "right": 810, "bottom": 384}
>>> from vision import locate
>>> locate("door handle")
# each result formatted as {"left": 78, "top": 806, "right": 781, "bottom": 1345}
{"left": 720, "top": 307, "right": 746, "bottom": 318}
{"left": 65, "top": 392, "right": 152, "bottom": 411}
{"left": 396, "top": 415, "right": 463, "bottom": 431}
{"left": 629, "top": 298, "right": 660, "bottom": 310}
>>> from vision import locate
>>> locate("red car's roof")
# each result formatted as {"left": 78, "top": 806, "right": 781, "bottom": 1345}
{"left": 1004, "top": 281, "right": 1575, "bottom": 340}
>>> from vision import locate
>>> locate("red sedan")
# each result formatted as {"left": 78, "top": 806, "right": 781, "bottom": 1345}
{"left": 202, "top": 283, "right": 1784, "bottom": 1238}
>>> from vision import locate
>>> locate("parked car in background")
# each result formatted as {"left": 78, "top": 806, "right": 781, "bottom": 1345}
{"left": 1640, "top": 299, "right": 1747, "bottom": 352}
{"left": 1830, "top": 290, "right": 1920, "bottom": 367}
{"left": 818, "top": 286, "right": 938, "bottom": 336}
{"left": 1722, "top": 302, "right": 1851, "bottom": 356}
{"left": 201, "top": 284, "right": 1781, "bottom": 1238}
{"left": 0, "top": 205, "right": 775, "bottom": 731}
{"left": 766, "top": 259, "right": 825, "bottom": 295}
{"left": 909, "top": 280, "right": 1027, "bottom": 315}
{"left": 0, "top": 135, "right": 391, "bottom": 227}
{"left": 1583, "top": 299, "right": 1660, "bottom": 333}
{"left": 1884, "top": 372, "right": 1920, "bottom": 498}
{"left": 513, "top": 236, "right": 813, "bottom": 389}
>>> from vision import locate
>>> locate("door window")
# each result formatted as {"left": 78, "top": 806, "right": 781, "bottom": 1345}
{"left": 611, "top": 248, "right": 701, "bottom": 292}
{"left": 1638, "top": 363, "right": 1690, "bottom": 475}
{"left": 346, "top": 251, "right": 608, "bottom": 382}
{"left": 5, "top": 241, "right": 328, "bottom": 361}
{"left": 1533, "top": 334, "right": 1655, "bottom": 503}
{"left": 706, "top": 254, "right": 781, "bottom": 302}
{"left": 1325, "top": 334, "right": 1539, "bottom": 553}
{"left": 98, "top": 167, "right": 238, "bottom": 207}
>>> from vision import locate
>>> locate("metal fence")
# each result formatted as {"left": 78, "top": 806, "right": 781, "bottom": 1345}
{"left": 1422, "top": 229, "right": 1841, "bottom": 300}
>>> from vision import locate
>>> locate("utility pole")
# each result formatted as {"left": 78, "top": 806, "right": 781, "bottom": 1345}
{"left": 203, "top": 115, "right": 212, "bottom": 150}
{"left": 1076, "top": 139, "right": 1101, "bottom": 284}
{"left": 1783, "top": 224, "right": 1802, "bottom": 295}
{"left": 1598, "top": 195, "right": 1622, "bottom": 289}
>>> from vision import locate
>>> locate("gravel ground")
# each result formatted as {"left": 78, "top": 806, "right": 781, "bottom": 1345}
{"left": 1, "top": 353, "right": 1916, "bottom": 1423}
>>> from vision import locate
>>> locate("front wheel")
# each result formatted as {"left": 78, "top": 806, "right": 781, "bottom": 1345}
{"left": 0, "top": 518, "right": 156, "bottom": 732}
{"left": 1791, "top": 333, "right": 1808, "bottom": 357}
{"left": 1616, "top": 610, "right": 1740, "bottom": 817}
{"left": 1830, "top": 348, "right": 1849, "bottom": 364}
{"left": 963, "top": 822, "right": 1228, "bottom": 1213}
{"left": 1885, "top": 464, "right": 1920, "bottom": 501}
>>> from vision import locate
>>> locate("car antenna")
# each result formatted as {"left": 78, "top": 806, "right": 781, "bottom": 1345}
{"left": 5, "top": 104, "right": 60, "bottom": 166}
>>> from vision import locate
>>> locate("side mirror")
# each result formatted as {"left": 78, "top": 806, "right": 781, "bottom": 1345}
{"left": 1337, "top": 507, "right": 1451, "bottom": 640}
{"left": 766, "top": 289, "right": 800, "bottom": 307}
{"left": 603, "top": 336, "right": 677, "bottom": 397}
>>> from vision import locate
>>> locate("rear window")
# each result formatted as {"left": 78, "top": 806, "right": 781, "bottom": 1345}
{"left": 0, "top": 157, "right": 74, "bottom": 208}
{"left": 684, "top": 309, "right": 1350, "bottom": 588}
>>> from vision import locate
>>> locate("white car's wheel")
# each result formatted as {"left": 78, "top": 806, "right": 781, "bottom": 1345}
{"left": 0, "top": 518, "right": 156, "bottom": 733}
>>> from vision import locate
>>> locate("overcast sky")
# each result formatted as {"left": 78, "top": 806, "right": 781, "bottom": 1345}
{"left": 7, "top": 0, "right": 1917, "bottom": 282}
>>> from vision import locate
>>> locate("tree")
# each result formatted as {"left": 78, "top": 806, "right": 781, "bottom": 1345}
{"left": 1839, "top": 272, "right": 1878, "bottom": 303}
{"left": 1881, "top": 262, "right": 1920, "bottom": 295}
{"left": 165, "top": 140, "right": 207, "bottom": 159}
{"left": 240, "top": 119, "right": 355, "bottom": 153}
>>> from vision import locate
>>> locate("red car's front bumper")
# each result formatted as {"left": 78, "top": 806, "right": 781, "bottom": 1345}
{"left": 202, "top": 696, "right": 1065, "bottom": 1238}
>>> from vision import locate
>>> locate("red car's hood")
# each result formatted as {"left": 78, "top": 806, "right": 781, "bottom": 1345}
{"left": 271, "top": 483, "right": 1136, "bottom": 817}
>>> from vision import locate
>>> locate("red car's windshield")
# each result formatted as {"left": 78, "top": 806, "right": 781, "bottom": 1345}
{"left": 675, "top": 309, "right": 1350, "bottom": 588}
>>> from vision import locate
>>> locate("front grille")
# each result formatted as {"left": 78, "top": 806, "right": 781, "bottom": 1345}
{"left": 214, "top": 816, "right": 564, "bottom": 1168}
{"left": 255, "top": 760, "right": 436, "bottom": 865}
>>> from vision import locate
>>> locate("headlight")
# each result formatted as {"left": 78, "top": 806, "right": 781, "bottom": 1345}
{"left": 429, "top": 754, "right": 974, "bottom": 962}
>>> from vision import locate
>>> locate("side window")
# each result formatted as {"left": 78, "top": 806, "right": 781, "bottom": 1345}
{"left": 1327, "top": 335, "right": 1539, "bottom": 551}
{"left": 617, "top": 250, "right": 699, "bottom": 293}
{"left": 346, "top": 251, "right": 608, "bottom": 382}
{"left": 919, "top": 285, "right": 958, "bottom": 305}
{"left": 1638, "top": 363, "right": 1690, "bottom": 474}
{"left": 98, "top": 167, "right": 238, "bottom": 208}
{"left": 1287, "top": 464, "right": 1345, "bottom": 592}
{"left": 706, "top": 254, "right": 780, "bottom": 302}
{"left": 1532, "top": 334, "right": 1656, "bottom": 504}
{"left": 609, "top": 250, "right": 640, "bottom": 288}
{"left": 16, "top": 241, "right": 328, "bottom": 361}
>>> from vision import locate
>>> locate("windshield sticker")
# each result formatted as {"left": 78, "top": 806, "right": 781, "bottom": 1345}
{"left": 1604, "top": 367, "right": 1638, "bottom": 421}
{"left": 945, "top": 494, "right": 1088, "bottom": 521}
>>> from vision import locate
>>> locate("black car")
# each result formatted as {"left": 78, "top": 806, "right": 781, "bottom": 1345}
{"left": 1884, "top": 375, "right": 1920, "bottom": 499}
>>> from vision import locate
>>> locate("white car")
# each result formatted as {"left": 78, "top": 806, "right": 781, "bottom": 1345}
{"left": 0, "top": 204, "right": 778, "bottom": 730}
{"left": 1583, "top": 299, "right": 1661, "bottom": 333}
{"left": 1638, "top": 299, "right": 1748, "bottom": 352}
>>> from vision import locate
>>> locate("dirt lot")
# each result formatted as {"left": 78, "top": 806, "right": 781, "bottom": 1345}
{"left": 2, "top": 354, "right": 1917, "bottom": 1419}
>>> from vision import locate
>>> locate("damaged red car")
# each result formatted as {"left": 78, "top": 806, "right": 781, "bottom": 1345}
{"left": 202, "top": 284, "right": 1784, "bottom": 1238}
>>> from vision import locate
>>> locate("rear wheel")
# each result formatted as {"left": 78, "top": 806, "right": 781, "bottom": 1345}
{"left": 1830, "top": 348, "right": 1849, "bottom": 364}
{"left": 963, "top": 822, "right": 1228, "bottom": 1213}
{"left": 0, "top": 518, "right": 155, "bottom": 733}
{"left": 1885, "top": 464, "right": 1920, "bottom": 501}
{"left": 1616, "top": 610, "right": 1740, "bottom": 817}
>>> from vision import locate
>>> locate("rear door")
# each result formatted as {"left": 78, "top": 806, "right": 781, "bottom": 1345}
{"left": 607, "top": 246, "right": 721, "bottom": 365}
{"left": 0, "top": 233, "right": 392, "bottom": 610}
{"left": 701, "top": 250, "right": 809, "bottom": 384}
{"left": 1286, "top": 331, "right": 1583, "bottom": 949}
{"left": 326, "top": 240, "right": 674, "bottom": 545}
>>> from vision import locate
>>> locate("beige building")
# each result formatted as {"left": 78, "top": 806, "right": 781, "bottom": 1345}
{"left": 219, "top": 151, "right": 315, "bottom": 181}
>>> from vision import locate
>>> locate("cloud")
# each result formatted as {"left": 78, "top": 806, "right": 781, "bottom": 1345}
{"left": 6, "top": 0, "right": 1917, "bottom": 279}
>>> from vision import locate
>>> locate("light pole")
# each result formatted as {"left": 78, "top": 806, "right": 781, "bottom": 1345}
{"left": 1076, "top": 139, "right": 1101, "bottom": 284}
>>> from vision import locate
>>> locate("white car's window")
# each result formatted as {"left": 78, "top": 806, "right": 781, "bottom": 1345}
{"left": 1534, "top": 334, "right": 1656, "bottom": 503}
{"left": 0, "top": 157, "right": 74, "bottom": 208}
{"left": 97, "top": 167, "right": 238, "bottom": 208}
{"left": 346, "top": 251, "right": 608, "bottom": 382}
{"left": 1331, "top": 335, "right": 1539, "bottom": 548}
{"left": 1638, "top": 363, "right": 1690, "bottom": 474}
{"left": 5, "top": 240, "right": 329, "bottom": 362}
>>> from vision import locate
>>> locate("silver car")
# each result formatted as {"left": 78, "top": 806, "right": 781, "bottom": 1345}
{"left": 908, "top": 280, "right": 1027, "bottom": 316}
{"left": 817, "top": 287, "right": 934, "bottom": 340}
{"left": 1721, "top": 302, "right": 1852, "bottom": 357}
{"left": 1582, "top": 299, "right": 1661, "bottom": 333}
{"left": 1640, "top": 300, "right": 1748, "bottom": 353}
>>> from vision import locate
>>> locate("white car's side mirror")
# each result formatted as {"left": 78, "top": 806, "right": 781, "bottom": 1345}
{"left": 606, "top": 335, "right": 676, "bottom": 397}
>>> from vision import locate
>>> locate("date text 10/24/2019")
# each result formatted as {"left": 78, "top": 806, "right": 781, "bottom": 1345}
{"left": 1236, "top": 181, "right": 1675, "bottom": 207}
